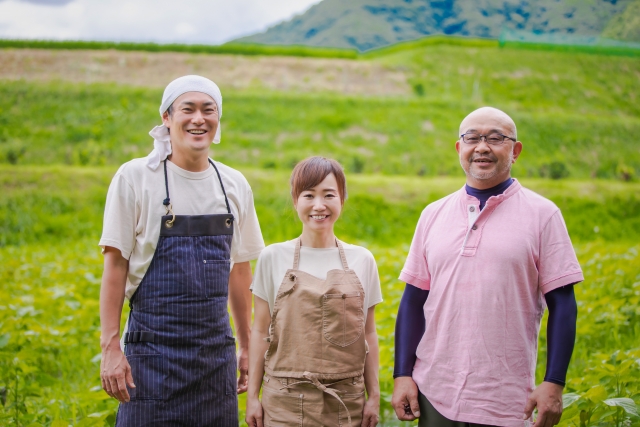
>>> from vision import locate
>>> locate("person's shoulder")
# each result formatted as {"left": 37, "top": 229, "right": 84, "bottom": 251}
{"left": 419, "top": 188, "right": 462, "bottom": 217}
{"left": 517, "top": 184, "right": 560, "bottom": 214}
{"left": 116, "top": 157, "right": 158, "bottom": 176}
{"left": 340, "top": 242, "right": 376, "bottom": 262}
{"left": 211, "top": 159, "right": 251, "bottom": 190}
{"left": 111, "top": 157, "right": 156, "bottom": 185}
{"left": 258, "top": 240, "right": 296, "bottom": 260}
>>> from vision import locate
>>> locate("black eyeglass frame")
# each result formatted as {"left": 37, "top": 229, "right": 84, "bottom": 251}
{"left": 459, "top": 133, "right": 516, "bottom": 145}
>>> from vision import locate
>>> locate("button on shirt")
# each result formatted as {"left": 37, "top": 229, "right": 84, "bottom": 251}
{"left": 399, "top": 179, "right": 583, "bottom": 427}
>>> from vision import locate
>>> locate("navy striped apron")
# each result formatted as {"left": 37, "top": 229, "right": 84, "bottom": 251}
{"left": 116, "top": 159, "right": 238, "bottom": 426}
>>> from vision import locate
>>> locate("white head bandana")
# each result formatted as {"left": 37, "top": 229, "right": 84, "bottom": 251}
{"left": 146, "top": 75, "right": 223, "bottom": 170}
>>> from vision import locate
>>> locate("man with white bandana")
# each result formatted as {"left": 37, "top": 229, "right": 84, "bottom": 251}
{"left": 99, "top": 75, "right": 264, "bottom": 426}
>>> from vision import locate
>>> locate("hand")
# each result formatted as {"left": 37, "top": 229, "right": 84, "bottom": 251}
{"left": 523, "top": 382, "right": 564, "bottom": 427}
{"left": 100, "top": 345, "right": 135, "bottom": 403}
{"left": 245, "top": 396, "right": 264, "bottom": 427}
{"left": 391, "top": 376, "right": 421, "bottom": 421}
{"left": 361, "top": 395, "right": 380, "bottom": 426}
{"left": 237, "top": 345, "right": 249, "bottom": 394}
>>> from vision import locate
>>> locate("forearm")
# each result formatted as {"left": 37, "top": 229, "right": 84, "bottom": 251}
{"left": 228, "top": 261, "right": 253, "bottom": 347}
{"left": 364, "top": 329, "right": 380, "bottom": 400}
{"left": 247, "top": 322, "right": 269, "bottom": 400}
{"left": 393, "top": 284, "right": 429, "bottom": 378}
{"left": 100, "top": 248, "right": 128, "bottom": 350}
{"left": 544, "top": 285, "right": 578, "bottom": 386}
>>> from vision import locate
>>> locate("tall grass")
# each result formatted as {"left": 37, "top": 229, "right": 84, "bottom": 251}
{"left": 1, "top": 80, "right": 639, "bottom": 179}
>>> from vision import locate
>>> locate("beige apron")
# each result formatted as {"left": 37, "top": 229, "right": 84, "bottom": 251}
{"left": 262, "top": 238, "right": 368, "bottom": 427}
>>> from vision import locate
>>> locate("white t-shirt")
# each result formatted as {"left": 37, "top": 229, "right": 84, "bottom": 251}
{"left": 251, "top": 239, "right": 383, "bottom": 322}
{"left": 100, "top": 158, "right": 265, "bottom": 300}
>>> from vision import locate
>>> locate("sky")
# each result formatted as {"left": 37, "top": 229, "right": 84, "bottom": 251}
{"left": 0, "top": 0, "right": 323, "bottom": 44}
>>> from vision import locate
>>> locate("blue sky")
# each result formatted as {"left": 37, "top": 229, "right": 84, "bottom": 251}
{"left": 0, "top": 0, "right": 323, "bottom": 44}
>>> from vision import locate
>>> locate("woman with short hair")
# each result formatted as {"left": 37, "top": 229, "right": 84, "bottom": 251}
{"left": 246, "top": 156, "right": 382, "bottom": 427}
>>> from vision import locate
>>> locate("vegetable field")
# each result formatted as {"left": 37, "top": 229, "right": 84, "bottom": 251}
{"left": 1, "top": 38, "right": 639, "bottom": 426}
{"left": 1, "top": 167, "right": 639, "bottom": 426}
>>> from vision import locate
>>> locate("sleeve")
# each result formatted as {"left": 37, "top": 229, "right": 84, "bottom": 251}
{"left": 250, "top": 249, "right": 274, "bottom": 310}
{"left": 398, "top": 210, "right": 431, "bottom": 290}
{"left": 231, "top": 186, "right": 265, "bottom": 263}
{"left": 394, "top": 284, "right": 429, "bottom": 378}
{"left": 543, "top": 285, "right": 578, "bottom": 386}
{"left": 538, "top": 210, "right": 584, "bottom": 294}
{"left": 98, "top": 172, "right": 137, "bottom": 260}
{"left": 365, "top": 251, "right": 383, "bottom": 308}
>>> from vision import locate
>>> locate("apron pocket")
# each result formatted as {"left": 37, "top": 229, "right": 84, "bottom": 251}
{"left": 127, "top": 354, "right": 165, "bottom": 401}
{"left": 322, "top": 291, "right": 364, "bottom": 347}
{"left": 262, "top": 381, "right": 303, "bottom": 427}
{"left": 203, "top": 259, "right": 231, "bottom": 298}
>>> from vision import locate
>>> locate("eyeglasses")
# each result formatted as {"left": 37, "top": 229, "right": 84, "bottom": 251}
{"left": 460, "top": 133, "right": 516, "bottom": 145}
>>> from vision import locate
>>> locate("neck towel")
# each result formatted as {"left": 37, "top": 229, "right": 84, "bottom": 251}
{"left": 146, "top": 75, "right": 223, "bottom": 170}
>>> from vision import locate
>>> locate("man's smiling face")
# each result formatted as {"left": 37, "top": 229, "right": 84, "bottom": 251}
{"left": 162, "top": 91, "right": 219, "bottom": 157}
{"left": 455, "top": 107, "right": 523, "bottom": 189}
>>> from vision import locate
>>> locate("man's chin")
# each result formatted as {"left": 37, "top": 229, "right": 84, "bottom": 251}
{"left": 187, "top": 142, "right": 213, "bottom": 152}
{"left": 468, "top": 166, "right": 499, "bottom": 180}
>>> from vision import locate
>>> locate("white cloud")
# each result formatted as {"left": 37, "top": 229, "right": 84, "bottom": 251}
{"left": 0, "top": 0, "right": 323, "bottom": 44}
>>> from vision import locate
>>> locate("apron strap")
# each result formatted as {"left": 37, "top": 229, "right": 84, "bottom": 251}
{"left": 336, "top": 239, "right": 350, "bottom": 271}
{"left": 162, "top": 159, "right": 233, "bottom": 216}
{"left": 292, "top": 238, "right": 302, "bottom": 270}
{"left": 162, "top": 160, "right": 171, "bottom": 208}
{"left": 208, "top": 158, "right": 232, "bottom": 215}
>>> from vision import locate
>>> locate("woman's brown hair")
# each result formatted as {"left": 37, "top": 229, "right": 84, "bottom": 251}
{"left": 290, "top": 157, "right": 347, "bottom": 205}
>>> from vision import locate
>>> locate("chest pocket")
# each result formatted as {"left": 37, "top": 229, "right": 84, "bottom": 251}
{"left": 322, "top": 291, "right": 364, "bottom": 347}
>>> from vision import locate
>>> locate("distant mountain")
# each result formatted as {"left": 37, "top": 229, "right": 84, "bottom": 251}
{"left": 602, "top": 0, "right": 640, "bottom": 42}
{"left": 234, "top": 0, "right": 634, "bottom": 51}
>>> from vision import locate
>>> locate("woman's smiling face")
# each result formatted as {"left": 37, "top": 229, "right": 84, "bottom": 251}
{"left": 295, "top": 173, "right": 343, "bottom": 234}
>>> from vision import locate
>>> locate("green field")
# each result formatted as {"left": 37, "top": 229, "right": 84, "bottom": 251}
{"left": 1, "top": 166, "right": 639, "bottom": 426}
{"left": 1, "top": 38, "right": 640, "bottom": 426}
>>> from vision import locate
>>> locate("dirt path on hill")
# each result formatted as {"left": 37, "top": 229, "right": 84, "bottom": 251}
{"left": 0, "top": 48, "right": 410, "bottom": 95}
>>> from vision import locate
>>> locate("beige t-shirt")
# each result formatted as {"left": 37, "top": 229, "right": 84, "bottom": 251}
{"left": 251, "top": 239, "right": 383, "bottom": 322}
{"left": 100, "top": 158, "right": 265, "bottom": 299}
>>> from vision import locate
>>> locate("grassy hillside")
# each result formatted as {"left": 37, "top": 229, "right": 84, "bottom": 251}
{"left": 235, "top": 0, "right": 632, "bottom": 51}
{"left": 2, "top": 42, "right": 639, "bottom": 179}
{"left": 602, "top": 0, "right": 640, "bottom": 42}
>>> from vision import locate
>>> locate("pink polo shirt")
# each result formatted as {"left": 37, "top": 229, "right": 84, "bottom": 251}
{"left": 399, "top": 179, "right": 583, "bottom": 427}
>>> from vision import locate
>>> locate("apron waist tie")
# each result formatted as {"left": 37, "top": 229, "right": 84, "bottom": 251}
{"left": 278, "top": 371, "right": 354, "bottom": 427}
{"left": 123, "top": 331, "right": 156, "bottom": 344}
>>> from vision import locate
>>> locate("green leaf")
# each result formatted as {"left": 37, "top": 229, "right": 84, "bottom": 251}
{"left": 0, "top": 334, "right": 9, "bottom": 348}
{"left": 563, "top": 393, "right": 581, "bottom": 409}
{"left": 584, "top": 385, "right": 607, "bottom": 402}
{"left": 602, "top": 398, "right": 639, "bottom": 417}
{"left": 51, "top": 420, "right": 68, "bottom": 427}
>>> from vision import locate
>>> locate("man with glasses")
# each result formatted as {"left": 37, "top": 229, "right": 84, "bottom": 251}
{"left": 391, "top": 107, "right": 583, "bottom": 427}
